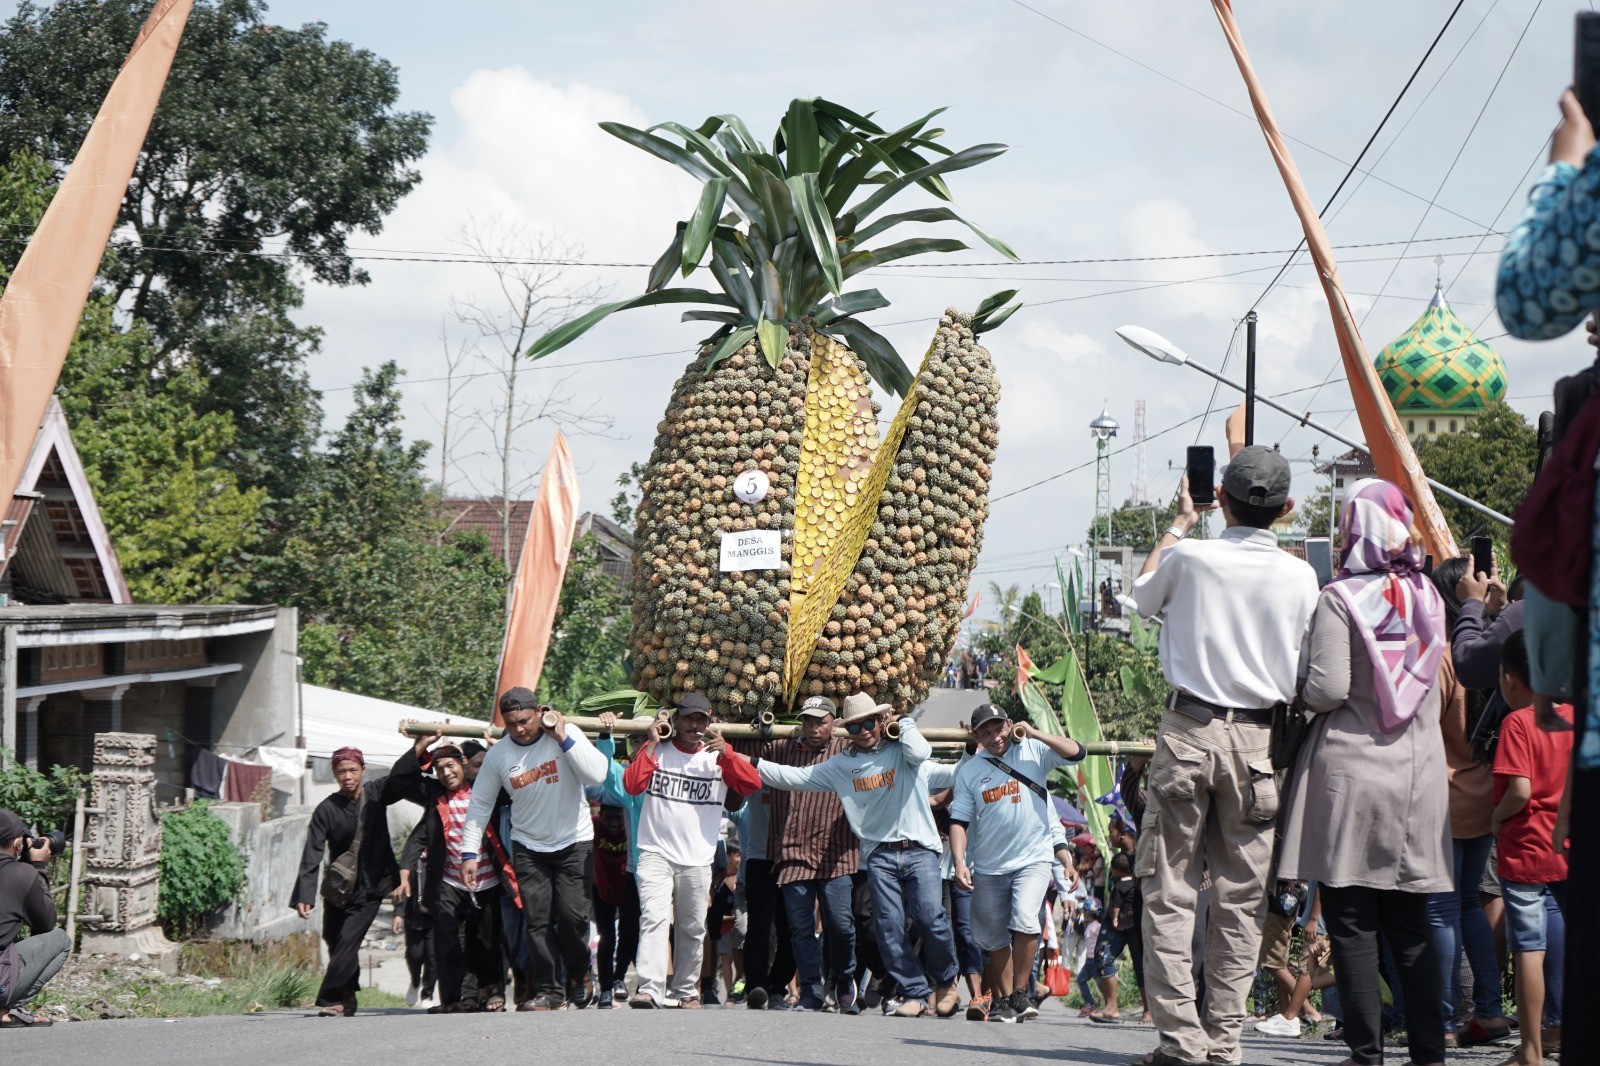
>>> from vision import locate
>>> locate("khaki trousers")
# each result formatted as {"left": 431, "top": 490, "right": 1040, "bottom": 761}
{"left": 1135, "top": 708, "right": 1279, "bottom": 1065}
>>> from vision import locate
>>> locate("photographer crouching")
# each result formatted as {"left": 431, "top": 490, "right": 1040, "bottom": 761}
{"left": 0, "top": 809, "right": 70, "bottom": 1029}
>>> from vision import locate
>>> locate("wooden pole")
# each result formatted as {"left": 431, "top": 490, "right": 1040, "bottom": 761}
{"left": 65, "top": 787, "right": 86, "bottom": 948}
{"left": 397, "top": 715, "right": 1153, "bottom": 757}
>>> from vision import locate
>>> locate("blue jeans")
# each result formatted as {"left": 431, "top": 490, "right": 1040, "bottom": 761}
{"left": 945, "top": 880, "right": 983, "bottom": 975}
{"left": 781, "top": 874, "right": 856, "bottom": 1003}
{"left": 1426, "top": 834, "right": 1500, "bottom": 1026}
{"left": 865, "top": 844, "right": 958, "bottom": 1001}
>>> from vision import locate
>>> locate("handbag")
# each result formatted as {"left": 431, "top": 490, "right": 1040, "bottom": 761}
{"left": 1268, "top": 700, "right": 1308, "bottom": 772}
{"left": 1044, "top": 957, "right": 1072, "bottom": 998}
{"left": 320, "top": 791, "right": 366, "bottom": 910}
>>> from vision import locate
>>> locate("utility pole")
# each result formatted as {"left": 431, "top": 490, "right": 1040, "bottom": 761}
{"left": 1088, "top": 406, "right": 1119, "bottom": 683}
{"left": 1244, "top": 310, "right": 1258, "bottom": 446}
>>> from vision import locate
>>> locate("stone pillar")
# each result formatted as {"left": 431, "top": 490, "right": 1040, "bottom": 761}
{"left": 80, "top": 732, "right": 177, "bottom": 970}
{"left": 20, "top": 694, "right": 43, "bottom": 769}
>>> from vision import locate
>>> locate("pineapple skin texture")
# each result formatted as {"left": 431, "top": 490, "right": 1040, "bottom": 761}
{"left": 628, "top": 313, "right": 998, "bottom": 719}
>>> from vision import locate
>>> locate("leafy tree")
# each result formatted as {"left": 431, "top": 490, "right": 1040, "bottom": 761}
{"left": 0, "top": 0, "right": 432, "bottom": 500}
{"left": 1414, "top": 401, "right": 1536, "bottom": 544}
{"left": 58, "top": 300, "right": 265, "bottom": 602}
{"left": 610, "top": 462, "right": 648, "bottom": 529}
{"left": 538, "top": 534, "right": 632, "bottom": 709}
{"left": 258, "top": 365, "right": 509, "bottom": 716}
{"left": 1086, "top": 497, "right": 1180, "bottom": 551}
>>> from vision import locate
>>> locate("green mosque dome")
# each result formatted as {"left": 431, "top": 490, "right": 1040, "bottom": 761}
{"left": 1374, "top": 285, "right": 1508, "bottom": 416}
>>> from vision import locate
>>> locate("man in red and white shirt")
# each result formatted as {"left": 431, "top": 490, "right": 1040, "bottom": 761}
{"left": 389, "top": 734, "right": 517, "bottom": 1013}
{"left": 624, "top": 693, "right": 761, "bottom": 1008}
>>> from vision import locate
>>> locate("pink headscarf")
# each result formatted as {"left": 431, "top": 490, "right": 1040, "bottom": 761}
{"left": 1327, "top": 478, "right": 1446, "bottom": 733}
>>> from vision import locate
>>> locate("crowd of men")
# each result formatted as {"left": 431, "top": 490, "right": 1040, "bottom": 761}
{"left": 270, "top": 441, "right": 1577, "bottom": 1066}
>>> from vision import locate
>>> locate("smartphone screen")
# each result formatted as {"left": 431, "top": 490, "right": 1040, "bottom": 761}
{"left": 1186, "top": 446, "right": 1215, "bottom": 506}
{"left": 1471, "top": 535, "right": 1493, "bottom": 578}
{"left": 1577, "top": 13, "right": 1600, "bottom": 134}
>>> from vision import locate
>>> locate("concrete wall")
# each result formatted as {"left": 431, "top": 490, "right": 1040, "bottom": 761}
{"left": 213, "top": 608, "right": 299, "bottom": 758}
{"left": 205, "top": 800, "right": 314, "bottom": 942}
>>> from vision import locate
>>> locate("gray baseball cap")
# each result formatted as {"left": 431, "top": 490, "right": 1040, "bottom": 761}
{"left": 798, "top": 695, "right": 837, "bottom": 718}
{"left": 1222, "top": 445, "right": 1291, "bottom": 508}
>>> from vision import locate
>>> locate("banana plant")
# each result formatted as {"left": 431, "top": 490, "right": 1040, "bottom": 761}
{"left": 526, "top": 98, "right": 1020, "bottom": 397}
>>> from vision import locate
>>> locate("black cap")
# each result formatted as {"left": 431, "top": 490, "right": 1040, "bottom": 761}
{"left": 499, "top": 686, "right": 538, "bottom": 712}
{"left": 969, "top": 702, "right": 1010, "bottom": 732}
{"left": 674, "top": 693, "right": 713, "bottom": 716}
{"left": 460, "top": 740, "right": 487, "bottom": 761}
{"left": 798, "top": 695, "right": 837, "bottom": 718}
{"left": 0, "top": 809, "right": 25, "bottom": 847}
{"left": 1222, "top": 445, "right": 1292, "bottom": 508}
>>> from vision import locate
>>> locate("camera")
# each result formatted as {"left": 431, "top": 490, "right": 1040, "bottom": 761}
{"left": 28, "top": 829, "right": 64, "bottom": 859}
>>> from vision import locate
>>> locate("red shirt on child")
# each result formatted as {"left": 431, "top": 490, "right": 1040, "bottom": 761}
{"left": 1492, "top": 704, "right": 1574, "bottom": 885}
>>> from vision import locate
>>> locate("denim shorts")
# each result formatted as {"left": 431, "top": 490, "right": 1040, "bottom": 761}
{"left": 971, "top": 862, "right": 1052, "bottom": 951}
{"left": 1501, "top": 879, "right": 1563, "bottom": 953}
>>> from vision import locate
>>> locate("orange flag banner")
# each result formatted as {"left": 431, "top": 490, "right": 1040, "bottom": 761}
{"left": 493, "top": 432, "right": 580, "bottom": 725}
{"left": 0, "top": 0, "right": 194, "bottom": 510}
{"left": 1210, "top": 0, "right": 1457, "bottom": 561}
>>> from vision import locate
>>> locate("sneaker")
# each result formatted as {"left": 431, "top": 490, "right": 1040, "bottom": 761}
{"left": 934, "top": 981, "right": 960, "bottom": 1017}
{"left": 966, "top": 994, "right": 992, "bottom": 1022}
{"left": 795, "top": 994, "right": 826, "bottom": 1012}
{"left": 1255, "top": 1014, "right": 1302, "bottom": 1038}
{"left": 893, "top": 998, "right": 930, "bottom": 1018}
{"left": 610, "top": 981, "right": 628, "bottom": 1002}
{"left": 989, "top": 999, "right": 1018, "bottom": 1024}
{"left": 836, "top": 982, "right": 859, "bottom": 1016}
{"left": 768, "top": 993, "right": 793, "bottom": 1011}
{"left": 568, "top": 975, "right": 596, "bottom": 1010}
{"left": 405, "top": 983, "right": 420, "bottom": 1007}
{"left": 701, "top": 980, "right": 721, "bottom": 1007}
{"left": 1010, "top": 990, "right": 1037, "bottom": 1021}
{"left": 597, "top": 997, "right": 613, "bottom": 1010}
{"left": 881, "top": 996, "right": 904, "bottom": 1017}
{"left": 746, "top": 986, "right": 769, "bottom": 1010}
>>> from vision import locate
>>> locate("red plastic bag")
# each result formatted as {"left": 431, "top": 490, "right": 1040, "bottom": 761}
{"left": 1044, "top": 961, "right": 1072, "bottom": 998}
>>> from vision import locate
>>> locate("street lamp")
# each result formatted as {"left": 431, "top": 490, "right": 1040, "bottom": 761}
{"left": 1113, "top": 325, "right": 1513, "bottom": 527}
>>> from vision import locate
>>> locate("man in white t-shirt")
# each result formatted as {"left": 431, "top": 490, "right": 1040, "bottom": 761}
{"left": 460, "top": 687, "right": 609, "bottom": 1012}
{"left": 623, "top": 693, "right": 762, "bottom": 1009}
{"left": 950, "top": 703, "right": 1084, "bottom": 1024}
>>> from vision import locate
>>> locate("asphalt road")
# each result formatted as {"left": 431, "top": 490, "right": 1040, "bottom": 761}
{"left": 5, "top": 1003, "right": 1518, "bottom": 1066}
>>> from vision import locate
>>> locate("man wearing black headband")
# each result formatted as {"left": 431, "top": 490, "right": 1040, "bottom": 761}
{"left": 390, "top": 732, "right": 516, "bottom": 1012}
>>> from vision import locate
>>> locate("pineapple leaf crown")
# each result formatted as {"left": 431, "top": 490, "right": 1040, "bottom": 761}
{"left": 526, "top": 98, "right": 1021, "bottom": 397}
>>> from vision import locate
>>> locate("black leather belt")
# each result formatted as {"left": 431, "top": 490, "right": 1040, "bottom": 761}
{"left": 877, "top": 839, "right": 927, "bottom": 851}
{"left": 1170, "top": 691, "right": 1275, "bottom": 725}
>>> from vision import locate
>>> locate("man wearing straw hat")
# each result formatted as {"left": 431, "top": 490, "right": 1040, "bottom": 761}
{"left": 750, "top": 692, "right": 960, "bottom": 1019}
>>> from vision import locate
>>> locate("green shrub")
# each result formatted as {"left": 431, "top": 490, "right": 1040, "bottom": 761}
{"left": 0, "top": 749, "right": 85, "bottom": 831}
{"left": 158, "top": 801, "right": 246, "bottom": 939}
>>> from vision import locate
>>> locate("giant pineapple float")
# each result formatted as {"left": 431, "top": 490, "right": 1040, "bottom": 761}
{"left": 532, "top": 99, "right": 1020, "bottom": 720}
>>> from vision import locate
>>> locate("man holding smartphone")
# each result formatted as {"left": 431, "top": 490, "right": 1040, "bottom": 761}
{"left": 1130, "top": 446, "right": 1318, "bottom": 1066}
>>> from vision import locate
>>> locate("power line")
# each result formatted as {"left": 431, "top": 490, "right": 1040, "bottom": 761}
{"left": 1244, "top": 0, "right": 1468, "bottom": 316}
{"left": 0, "top": 229, "right": 1505, "bottom": 271}
{"left": 1003, "top": 0, "right": 1497, "bottom": 233}
{"left": 991, "top": 407, "right": 1221, "bottom": 504}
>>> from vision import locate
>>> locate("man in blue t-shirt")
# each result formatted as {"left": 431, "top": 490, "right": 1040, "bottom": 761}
{"left": 751, "top": 692, "right": 960, "bottom": 1019}
{"left": 950, "top": 702, "right": 1084, "bottom": 1024}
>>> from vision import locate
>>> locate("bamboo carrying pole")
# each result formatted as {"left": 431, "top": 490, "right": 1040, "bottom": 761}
{"left": 397, "top": 715, "right": 1154, "bottom": 757}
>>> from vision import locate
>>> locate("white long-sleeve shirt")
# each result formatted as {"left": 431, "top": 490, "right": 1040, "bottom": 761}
{"left": 461, "top": 724, "right": 609, "bottom": 856}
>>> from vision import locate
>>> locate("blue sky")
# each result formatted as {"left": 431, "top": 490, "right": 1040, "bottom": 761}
{"left": 52, "top": 1, "right": 1589, "bottom": 610}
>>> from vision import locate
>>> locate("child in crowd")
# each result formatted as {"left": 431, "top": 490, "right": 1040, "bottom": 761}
{"left": 1491, "top": 632, "right": 1572, "bottom": 1066}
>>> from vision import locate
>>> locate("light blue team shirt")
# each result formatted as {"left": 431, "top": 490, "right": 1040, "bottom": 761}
{"left": 593, "top": 735, "right": 645, "bottom": 872}
{"left": 950, "top": 736, "right": 1082, "bottom": 874}
{"left": 729, "top": 788, "right": 770, "bottom": 863}
{"left": 757, "top": 718, "right": 941, "bottom": 858}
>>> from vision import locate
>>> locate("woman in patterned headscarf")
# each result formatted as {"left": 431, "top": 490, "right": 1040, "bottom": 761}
{"left": 1277, "top": 478, "right": 1451, "bottom": 1066}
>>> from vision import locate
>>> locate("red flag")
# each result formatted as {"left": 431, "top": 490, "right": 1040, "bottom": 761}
{"left": 0, "top": 0, "right": 194, "bottom": 510}
{"left": 962, "top": 590, "right": 982, "bottom": 619}
{"left": 493, "top": 433, "right": 580, "bottom": 724}
{"left": 1210, "top": 0, "right": 1457, "bottom": 560}
{"left": 1015, "top": 644, "right": 1035, "bottom": 695}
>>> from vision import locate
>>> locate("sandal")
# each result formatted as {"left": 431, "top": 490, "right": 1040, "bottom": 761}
{"left": 481, "top": 993, "right": 506, "bottom": 1013}
{"left": 316, "top": 1004, "right": 346, "bottom": 1017}
{"left": 1091, "top": 1009, "right": 1124, "bottom": 1024}
{"left": 677, "top": 996, "right": 703, "bottom": 1010}
{"left": 0, "top": 1009, "right": 52, "bottom": 1028}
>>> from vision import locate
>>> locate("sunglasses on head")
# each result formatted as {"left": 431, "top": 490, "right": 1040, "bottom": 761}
{"left": 844, "top": 718, "right": 879, "bottom": 735}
